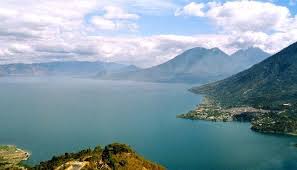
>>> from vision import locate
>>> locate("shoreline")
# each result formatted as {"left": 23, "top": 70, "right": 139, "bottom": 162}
{"left": 251, "top": 128, "right": 297, "bottom": 137}
{"left": 0, "top": 145, "right": 30, "bottom": 169}
{"left": 178, "top": 96, "right": 297, "bottom": 137}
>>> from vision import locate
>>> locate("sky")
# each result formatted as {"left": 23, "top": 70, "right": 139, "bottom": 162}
{"left": 0, "top": 0, "right": 297, "bottom": 68}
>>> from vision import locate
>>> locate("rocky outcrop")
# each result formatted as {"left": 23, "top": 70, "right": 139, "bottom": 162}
{"left": 0, "top": 145, "right": 30, "bottom": 169}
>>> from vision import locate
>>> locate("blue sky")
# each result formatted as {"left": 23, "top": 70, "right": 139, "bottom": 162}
{"left": 0, "top": 0, "right": 297, "bottom": 67}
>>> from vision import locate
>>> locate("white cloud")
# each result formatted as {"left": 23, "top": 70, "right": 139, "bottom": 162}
{"left": 91, "top": 17, "right": 117, "bottom": 31}
{"left": 0, "top": 0, "right": 143, "bottom": 63}
{"left": 90, "top": 16, "right": 139, "bottom": 31}
{"left": 0, "top": 0, "right": 178, "bottom": 67}
{"left": 175, "top": 2, "right": 205, "bottom": 17}
{"left": 83, "top": 34, "right": 232, "bottom": 67}
{"left": 90, "top": 6, "right": 139, "bottom": 31}
{"left": 0, "top": 0, "right": 297, "bottom": 68}
{"left": 206, "top": 1, "right": 292, "bottom": 33}
{"left": 176, "top": 1, "right": 297, "bottom": 54}
{"left": 103, "top": 6, "right": 139, "bottom": 20}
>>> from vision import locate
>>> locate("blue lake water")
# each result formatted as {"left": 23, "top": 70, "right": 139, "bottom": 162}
{"left": 0, "top": 77, "right": 297, "bottom": 170}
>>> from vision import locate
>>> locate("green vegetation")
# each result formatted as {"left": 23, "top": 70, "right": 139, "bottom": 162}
{"left": 190, "top": 42, "right": 297, "bottom": 135}
{"left": 30, "top": 143, "right": 165, "bottom": 170}
{"left": 33, "top": 146, "right": 101, "bottom": 169}
{"left": 0, "top": 145, "right": 17, "bottom": 151}
{"left": 192, "top": 42, "right": 297, "bottom": 110}
{"left": 251, "top": 109, "right": 297, "bottom": 135}
{"left": 101, "top": 143, "right": 164, "bottom": 170}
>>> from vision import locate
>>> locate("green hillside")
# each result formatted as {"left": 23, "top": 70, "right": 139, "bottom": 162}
{"left": 192, "top": 42, "right": 297, "bottom": 110}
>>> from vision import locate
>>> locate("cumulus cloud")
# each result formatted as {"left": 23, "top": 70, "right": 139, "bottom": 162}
{"left": 0, "top": 0, "right": 297, "bottom": 68}
{"left": 206, "top": 1, "right": 292, "bottom": 33}
{"left": 175, "top": 2, "right": 205, "bottom": 17}
{"left": 88, "top": 34, "right": 231, "bottom": 67}
{"left": 91, "top": 17, "right": 118, "bottom": 31}
{"left": 0, "top": 0, "right": 145, "bottom": 65}
{"left": 90, "top": 5, "right": 139, "bottom": 31}
{"left": 103, "top": 6, "right": 140, "bottom": 20}
{"left": 176, "top": 1, "right": 297, "bottom": 54}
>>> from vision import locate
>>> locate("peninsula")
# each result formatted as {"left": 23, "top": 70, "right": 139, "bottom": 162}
{"left": 177, "top": 97, "right": 270, "bottom": 122}
{"left": 0, "top": 145, "right": 30, "bottom": 169}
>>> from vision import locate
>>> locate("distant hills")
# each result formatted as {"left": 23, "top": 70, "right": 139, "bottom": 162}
{"left": 191, "top": 42, "right": 297, "bottom": 109}
{"left": 0, "top": 47, "right": 270, "bottom": 84}
{"left": 99, "top": 47, "right": 270, "bottom": 83}
{"left": 0, "top": 61, "right": 138, "bottom": 77}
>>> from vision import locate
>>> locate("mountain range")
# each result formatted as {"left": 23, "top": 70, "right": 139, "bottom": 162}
{"left": 98, "top": 47, "right": 270, "bottom": 83}
{"left": 191, "top": 42, "right": 297, "bottom": 109}
{"left": 0, "top": 47, "right": 270, "bottom": 84}
{"left": 0, "top": 61, "right": 139, "bottom": 77}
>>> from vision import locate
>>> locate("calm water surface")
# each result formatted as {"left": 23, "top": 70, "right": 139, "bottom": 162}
{"left": 0, "top": 77, "right": 297, "bottom": 170}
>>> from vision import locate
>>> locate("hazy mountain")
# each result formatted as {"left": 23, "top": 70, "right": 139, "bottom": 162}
{"left": 230, "top": 47, "right": 270, "bottom": 71}
{"left": 191, "top": 42, "right": 297, "bottom": 109}
{"left": 96, "top": 64, "right": 140, "bottom": 77}
{"left": 0, "top": 47, "right": 269, "bottom": 83}
{"left": 0, "top": 61, "right": 135, "bottom": 77}
{"left": 100, "top": 47, "right": 270, "bottom": 83}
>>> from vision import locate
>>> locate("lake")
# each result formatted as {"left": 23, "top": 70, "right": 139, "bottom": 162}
{"left": 0, "top": 77, "right": 297, "bottom": 170}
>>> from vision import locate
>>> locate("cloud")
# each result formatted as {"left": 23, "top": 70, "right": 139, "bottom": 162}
{"left": 90, "top": 17, "right": 117, "bottom": 31}
{"left": 206, "top": 1, "right": 292, "bottom": 33}
{"left": 176, "top": 1, "right": 297, "bottom": 53}
{"left": 103, "top": 6, "right": 139, "bottom": 20}
{"left": 175, "top": 2, "right": 205, "bottom": 17}
{"left": 82, "top": 34, "right": 232, "bottom": 67}
{"left": 90, "top": 6, "right": 139, "bottom": 31}
{"left": 0, "top": 32, "right": 231, "bottom": 67}
{"left": 0, "top": 0, "right": 297, "bottom": 68}
{"left": 90, "top": 17, "right": 139, "bottom": 32}
{"left": 0, "top": 0, "right": 143, "bottom": 64}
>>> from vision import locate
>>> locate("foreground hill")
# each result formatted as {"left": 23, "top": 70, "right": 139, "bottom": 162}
{"left": 100, "top": 47, "right": 269, "bottom": 83}
{"left": 0, "top": 61, "right": 138, "bottom": 77}
{"left": 191, "top": 42, "right": 297, "bottom": 109}
{"left": 0, "top": 143, "right": 165, "bottom": 170}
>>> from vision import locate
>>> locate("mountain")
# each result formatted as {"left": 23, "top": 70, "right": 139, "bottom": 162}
{"left": 0, "top": 47, "right": 270, "bottom": 84}
{"left": 230, "top": 47, "right": 270, "bottom": 71}
{"left": 0, "top": 61, "right": 136, "bottom": 77}
{"left": 96, "top": 64, "right": 140, "bottom": 77}
{"left": 100, "top": 47, "right": 270, "bottom": 84}
{"left": 191, "top": 42, "right": 297, "bottom": 109}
